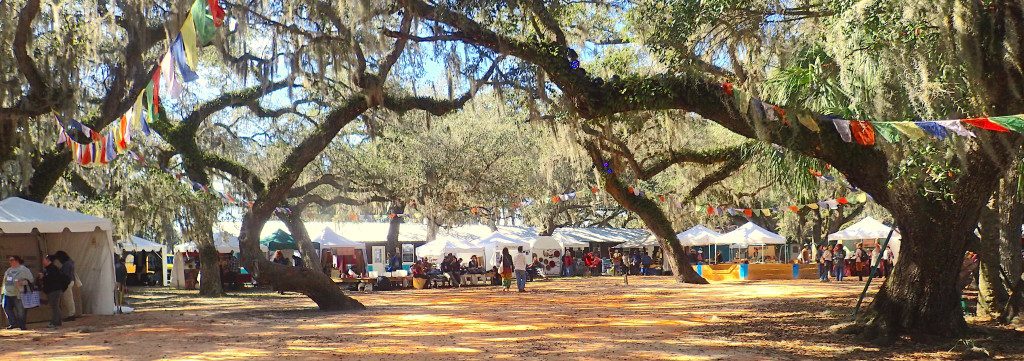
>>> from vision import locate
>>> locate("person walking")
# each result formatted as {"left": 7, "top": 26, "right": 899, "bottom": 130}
{"left": 40, "top": 255, "right": 70, "bottom": 328}
{"left": 832, "top": 244, "right": 846, "bottom": 282}
{"left": 3, "top": 256, "right": 33, "bottom": 330}
{"left": 499, "top": 247, "right": 515, "bottom": 291}
{"left": 513, "top": 246, "right": 528, "bottom": 292}
{"left": 882, "top": 246, "right": 895, "bottom": 278}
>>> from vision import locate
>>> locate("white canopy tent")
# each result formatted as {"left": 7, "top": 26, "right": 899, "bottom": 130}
{"left": 530, "top": 235, "right": 588, "bottom": 274}
{"left": 0, "top": 197, "right": 117, "bottom": 316}
{"left": 676, "top": 225, "right": 722, "bottom": 246}
{"left": 718, "top": 222, "right": 786, "bottom": 246}
{"left": 170, "top": 232, "right": 267, "bottom": 288}
{"left": 117, "top": 236, "right": 167, "bottom": 286}
{"left": 718, "top": 222, "right": 786, "bottom": 263}
{"left": 472, "top": 231, "right": 534, "bottom": 269}
{"left": 828, "top": 216, "right": 901, "bottom": 260}
{"left": 415, "top": 239, "right": 485, "bottom": 263}
{"left": 313, "top": 227, "right": 362, "bottom": 249}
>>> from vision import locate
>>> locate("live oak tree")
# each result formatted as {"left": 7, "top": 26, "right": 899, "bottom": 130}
{"left": 396, "top": 0, "right": 1024, "bottom": 342}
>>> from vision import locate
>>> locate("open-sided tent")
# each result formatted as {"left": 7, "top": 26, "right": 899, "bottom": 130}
{"left": 718, "top": 222, "right": 786, "bottom": 262}
{"left": 530, "top": 235, "right": 587, "bottom": 274}
{"left": 170, "top": 232, "right": 266, "bottom": 288}
{"left": 676, "top": 225, "right": 722, "bottom": 246}
{"left": 0, "top": 197, "right": 117, "bottom": 316}
{"left": 117, "top": 236, "right": 167, "bottom": 286}
{"left": 261, "top": 229, "right": 298, "bottom": 252}
{"left": 416, "top": 239, "right": 485, "bottom": 263}
{"left": 828, "top": 216, "right": 901, "bottom": 259}
{"left": 718, "top": 222, "right": 786, "bottom": 246}
{"left": 472, "top": 231, "right": 534, "bottom": 268}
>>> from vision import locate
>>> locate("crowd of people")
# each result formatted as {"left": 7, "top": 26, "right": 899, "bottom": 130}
{"left": 797, "top": 243, "right": 895, "bottom": 282}
{"left": 3, "top": 251, "right": 78, "bottom": 330}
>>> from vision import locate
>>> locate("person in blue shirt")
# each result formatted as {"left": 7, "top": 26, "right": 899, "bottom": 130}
{"left": 640, "top": 252, "right": 653, "bottom": 276}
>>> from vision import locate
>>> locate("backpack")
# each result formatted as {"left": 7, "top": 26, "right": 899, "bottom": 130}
{"left": 374, "top": 276, "right": 392, "bottom": 291}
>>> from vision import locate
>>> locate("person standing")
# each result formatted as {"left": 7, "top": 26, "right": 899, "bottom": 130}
{"left": 3, "top": 256, "right": 33, "bottom": 330}
{"left": 821, "top": 246, "right": 833, "bottom": 282}
{"left": 832, "top": 244, "right": 846, "bottom": 282}
{"left": 612, "top": 250, "right": 624, "bottom": 276}
{"left": 499, "top": 248, "right": 515, "bottom": 291}
{"left": 513, "top": 247, "right": 529, "bottom": 292}
{"left": 854, "top": 243, "right": 868, "bottom": 281}
{"left": 114, "top": 256, "right": 128, "bottom": 313}
{"left": 40, "top": 255, "right": 70, "bottom": 328}
{"left": 561, "top": 250, "right": 574, "bottom": 277}
{"left": 641, "top": 252, "right": 653, "bottom": 276}
{"left": 54, "top": 251, "right": 79, "bottom": 319}
{"left": 882, "top": 246, "right": 895, "bottom": 278}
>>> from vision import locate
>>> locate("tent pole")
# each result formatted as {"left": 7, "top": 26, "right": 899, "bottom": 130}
{"left": 852, "top": 224, "right": 896, "bottom": 318}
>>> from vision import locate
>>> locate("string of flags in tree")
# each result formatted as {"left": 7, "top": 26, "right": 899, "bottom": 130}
{"left": 722, "top": 82, "right": 1024, "bottom": 146}
{"left": 56, "top": 0, "right": 226, "bottom": 166}
{"left": 703, "top": 192, "right": 871, "bottom": 218}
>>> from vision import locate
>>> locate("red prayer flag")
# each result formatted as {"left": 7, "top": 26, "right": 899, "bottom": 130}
{"left": 82, "top": 142, "right": 92, "bottom": 164}
{"left": 963, "top": 117, "right": 1010, "bottom": 132}
{"left": 837, "top": 197, "right": 848, "bottom": 205}
{"left": 707, "top": 206, "right": 714, "bottom": 215}
{"left": 152, "top": 66, "right": 161, "bottom": 114}
{"left": 722, "top": 82, "right": 734, "bottom": 96}
{"left": 551, "top": 196, "right": 561, "bottom": 203}
{"left": 591, "top": 186, "right": 599, "bottom": 194}
{"left": 658, "top": 195, "right": 666, "bottom": 202}
{"left": 789, "top": 205, "right": 799, "bottom": 212}
{"left": 849, "top": 121, "right": 876, "bottom": 146}
{"left": 208, "top": 0, "right": 225, "bottom": 27}
{"left": 743, "top": 209, "right": 753, "bottom": 217}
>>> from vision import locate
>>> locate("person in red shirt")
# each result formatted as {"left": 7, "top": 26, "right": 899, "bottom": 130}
{"left": 562, "top": 250, "right": 574, "bottom": 277}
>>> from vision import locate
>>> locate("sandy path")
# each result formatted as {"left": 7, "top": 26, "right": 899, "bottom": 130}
{"left": 0, "top": 277, "right": 1021, "bottom": 360}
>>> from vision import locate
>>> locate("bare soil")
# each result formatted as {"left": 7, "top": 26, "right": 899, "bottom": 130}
{"left": 1, "top": 277, "right": 1021, "bottom": 360}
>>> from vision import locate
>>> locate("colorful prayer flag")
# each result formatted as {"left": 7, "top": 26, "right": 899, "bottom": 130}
{"left": 963, "top": 117, "right": 1009, "bottom": 132}
{"left": 794, "top": 112, "right": 820, "bottom": 132}
{"left": 208, "top": 0, "right": 225, "bottom": 27}
{"left": 849, "top": 121, "right": 875, "bottom": 146}
{"left": 871, "top": 122, "right": 900, "bottom": 143}
{"left": 831, "top": 119, "right": 852, "bottom": 142}
{"left": 988, "top": 115, "right": 1024, "bottom": 133}
{"left": 192, "top": 0, "right": 217, "bottom": 44}
{"left": 889, "top": 122, "right": 927, "bottom": 140}
{"left": 916, "top": 121, "right": 948, "bottom": 139}
{"left": 171, "top": 35, "right": 200, "bottom": 82}
{"left": 181, "top": 13, "right": 199, "bottom": 69}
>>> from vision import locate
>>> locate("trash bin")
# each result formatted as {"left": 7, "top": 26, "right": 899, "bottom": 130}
{"left": 739, "top": 263, "right": 749, "bottom": 280}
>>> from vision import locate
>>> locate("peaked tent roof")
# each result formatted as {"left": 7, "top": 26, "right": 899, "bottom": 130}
{"left": 828, "top": 216, "right": 901, "bottom": 241}
{"left": 676, "top": 225, "right": 722, "bottom": 246}
{"left": 118, "top": 236, "right": 165, "bottom": 253}
{"left": 416, "top": 239, "right": 485, "bottom": 258}
{"left": 313, "top": 227, "right": 362, "bottom": 248}
{"left": 472, "top": 231, "right": 535, "bottom": 248}
{"left": 718, "top": 222, "right": 786, "bottom": 246}
{"left": 552, "top": 227, "right": 650, "bottom": 245}
{"left": 0, "top": 197, "right": 112, "bottom": 234}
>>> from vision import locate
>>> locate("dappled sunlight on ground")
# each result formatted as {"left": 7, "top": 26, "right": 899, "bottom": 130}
{"left": 0, "top": 277, "right": 1021, "bottom": 360}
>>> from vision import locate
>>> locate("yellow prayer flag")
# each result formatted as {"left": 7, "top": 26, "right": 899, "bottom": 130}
{"left": 889, "top": 122, "right": 927, "bottom": 140}
{"left": 181, "top": 13, "right": 199, "bottom": 69}
{"left": 795, "top": 112, "right": 820, "bottom": 132}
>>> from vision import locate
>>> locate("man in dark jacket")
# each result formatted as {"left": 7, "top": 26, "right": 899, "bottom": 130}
{"left": 114, "top": 256, "right": 127, "bottom": 313}
{"left": 41, "top": 255, "right": 70, "bottom": 327}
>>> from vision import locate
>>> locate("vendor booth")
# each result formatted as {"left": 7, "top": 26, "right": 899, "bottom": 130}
{"left": 472, "top": 231, "right": 534, "bottom": 269}
{"left": 0, "top": 197, "right": 118, "bottom": 321}
{"left": 116, "top": 236, "right": 167, "bottom": 286}
{"left": 530, "top": 235, "right": 586, "bottom": 275}
{"left": 677, "top": 225, "right": 726, "bottom": 264}
{"left": 314, "top": 227, "right": 364, "bottom": 277}
{"left": 170, "top": 232, "right": 267, "bottom": 289}
{"left": 828, "top": 216, "right": 901, "bottom": 260}
{"left": 717, "top": 222, "right": 787, "bottom": 263}
{"left": 416, "top": 239, "right": 484, "bottom": 262}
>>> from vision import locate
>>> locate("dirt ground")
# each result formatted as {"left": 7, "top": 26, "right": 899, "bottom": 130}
{"left": 0, "top": 277, "right": 1021, "bottom": 360}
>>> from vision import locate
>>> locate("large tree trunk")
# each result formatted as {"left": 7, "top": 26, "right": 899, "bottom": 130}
{"left": 385, "top": 202, "right": 405, "bottom": 262}
{"left": 852, "top": 178, "right": 998, "bottom": 344}
{"left": 183, "top": 202, "right": 223, "bottom": 297}
{"left": 279, "top": 209, "right": 320, "bottom": 272}
{"left": 977, "top": 167, "right": 1024, "bottom": 323}
{"left": 582, "top": 142, "right": 707, "bottom": 284}
{"left": 425, "top": 216, "right": 440, "bottom": 242}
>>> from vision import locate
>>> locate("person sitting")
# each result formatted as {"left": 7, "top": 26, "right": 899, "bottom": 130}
{"left": 272, "top": 251, "right": 289, "bottom": 266}
{"left": 527, "top": 254, "right": 547, "bottom": 281}
{"left": 466, "top": 255, "right": 483, "bottom": 274}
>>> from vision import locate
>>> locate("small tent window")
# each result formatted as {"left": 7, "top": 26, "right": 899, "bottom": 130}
{"left": 402, "top": 244, "right": 415, "bottom": 263}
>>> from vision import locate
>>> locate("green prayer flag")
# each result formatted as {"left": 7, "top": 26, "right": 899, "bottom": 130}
{"left": 733, "top": 88, "right": 751, "bottom": 114}
{"left": 144, "top": 81, "right": 155, "bottom": 122}
{"left": 989, "top": 115, "right": 1024, "bottom": 132}
{"left": 192, "top": 0, "right": 216, "bottom": 45}
{"left": 872, "top": 123, "right": 900, "bottom": 143}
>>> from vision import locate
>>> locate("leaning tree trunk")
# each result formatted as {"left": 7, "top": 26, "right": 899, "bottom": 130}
{"left": 583, "top": 143, "right": 707, "bottom": 284}
{"left": 977, "top": 168, "right": 1024, "bottom": 323}
{"left": 279, "top": 209, "right": 320, "bottom": 272}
